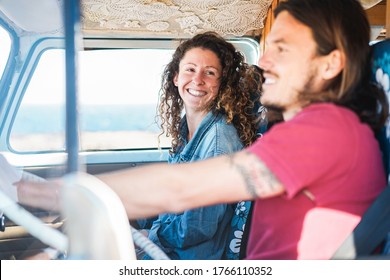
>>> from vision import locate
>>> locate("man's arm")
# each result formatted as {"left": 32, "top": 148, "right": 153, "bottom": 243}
{"left": 228, "top": 150, "right": 285, "bottom": 199}
{"left": 16, "top": 150, "right": 285, "bottom": 219}
{"left": 98, "top": 149, "right": 285, "bottom": 219}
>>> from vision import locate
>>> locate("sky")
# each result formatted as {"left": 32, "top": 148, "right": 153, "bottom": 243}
{"left": 0, "top": 26, "right": 173, "bottom": 105}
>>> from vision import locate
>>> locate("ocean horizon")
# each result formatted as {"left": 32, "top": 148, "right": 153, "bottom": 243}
{"left": 11, "top": 104, "right": 161, "bottom": 135}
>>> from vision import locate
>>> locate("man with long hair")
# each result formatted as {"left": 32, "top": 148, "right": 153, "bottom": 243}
{"left": 18, "top": 0, "right": 388, "bottom": 259}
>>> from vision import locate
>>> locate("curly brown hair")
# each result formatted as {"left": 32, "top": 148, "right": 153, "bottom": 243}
{"left": 157, "top": 31, "right": 262, "bottom": 153}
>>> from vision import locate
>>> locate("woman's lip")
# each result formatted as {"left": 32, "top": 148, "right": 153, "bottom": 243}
{"left": 187, "top": 89, "right": 207, "bottom": 97}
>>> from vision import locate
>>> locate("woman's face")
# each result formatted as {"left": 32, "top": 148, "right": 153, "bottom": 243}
{"left": 174, "top": 47, "right": 222, "bottom": 114}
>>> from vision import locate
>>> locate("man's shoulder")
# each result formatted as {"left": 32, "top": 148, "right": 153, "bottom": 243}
{"left": 303, "top": 103, "right": 356, "bottom": 117}
{"left": 296, "top": 103, "right": 361, "bottom": 127}
{"left": 261, "top": 103, "right": 368, "bottom": 145}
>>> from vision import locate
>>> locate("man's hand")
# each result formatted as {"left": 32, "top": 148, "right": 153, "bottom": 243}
{"left": 0, "top": 154, "right": 22, "bottom": 202}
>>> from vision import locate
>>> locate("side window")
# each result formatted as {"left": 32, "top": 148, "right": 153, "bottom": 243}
{"left": 0, "top": 26, "right": 11, "bottom": 78}
{"left": 10, "top": 48, "right": 173, "bottom": 152}
{"left": 78, "top": 49, "right": 173, "bottom": 151}
{"left": 10, "top": 49, "right": 66, "bottom": 152}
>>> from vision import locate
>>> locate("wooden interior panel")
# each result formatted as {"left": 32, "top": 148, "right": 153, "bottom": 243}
{"left": 387, "top": 0, "right": 389, "bottom": 37}
{"left": 366, "top": 0, "right": 387, "bottom": 26}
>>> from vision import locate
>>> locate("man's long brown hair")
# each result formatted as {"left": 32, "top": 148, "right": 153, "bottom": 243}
{"left": 275, "top": 0, "right": 388, "bottom": 131}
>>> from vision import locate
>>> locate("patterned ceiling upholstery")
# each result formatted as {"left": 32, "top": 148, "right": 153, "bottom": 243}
{"left": 81, "top": 0, "right": 274, "bottom": 37}
{"left": 360, "top": 0, "right": 383, "bottom": 9}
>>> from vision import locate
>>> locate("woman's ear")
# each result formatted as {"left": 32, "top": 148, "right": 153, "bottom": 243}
{"left": 173, "top": 74, "right": 178, "bottom": 86}
{"left": 321, "top": 49, "right": 345, "bottom": 80}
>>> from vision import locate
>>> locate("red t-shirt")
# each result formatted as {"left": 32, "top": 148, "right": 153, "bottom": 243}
{"left": 246, "top": 103, "right": 386, "bottom": 259}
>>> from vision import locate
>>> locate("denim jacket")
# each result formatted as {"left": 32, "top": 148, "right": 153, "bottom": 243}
{"left": 144, "top": 111, "right": 243, "bottom": 260}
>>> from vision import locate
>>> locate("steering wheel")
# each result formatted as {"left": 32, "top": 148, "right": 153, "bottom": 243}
{"left": 0, "top": 170, "right": 169, "bottom": 260}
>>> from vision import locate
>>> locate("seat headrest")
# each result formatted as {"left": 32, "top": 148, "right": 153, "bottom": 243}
{"left": 371, "top": 39, "right": 390, "bottom": 178}
{"left": 371, "top": 39, "right": 390, "bottom": 100}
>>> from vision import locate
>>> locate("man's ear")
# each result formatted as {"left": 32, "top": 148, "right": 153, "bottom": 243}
{"left": 321, "top": 49, "right": 345, "bottom": 80}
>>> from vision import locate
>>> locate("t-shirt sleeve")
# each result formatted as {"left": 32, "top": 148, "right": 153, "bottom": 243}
{"left": 247, "top": 118, "right": 347, "bottom": 199}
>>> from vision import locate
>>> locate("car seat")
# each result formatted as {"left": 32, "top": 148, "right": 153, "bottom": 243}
{"left": 223, "top": 65, "right": 264, "bottom": 260}
{"left": 223, "top": 201, "right": 252, "bottom": 259}
{"left": 332, "top": 38, "right": 390, "bottom": 259}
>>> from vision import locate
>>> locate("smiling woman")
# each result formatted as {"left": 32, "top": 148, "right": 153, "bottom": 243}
{"left": 0, "top": 0, "right": 265, "bottom": 261}
{"left": 0, "top": 0, "right": 389, "bottom": 263}
{"left": 0, "top": 0, "right": 264, "bottom": 260}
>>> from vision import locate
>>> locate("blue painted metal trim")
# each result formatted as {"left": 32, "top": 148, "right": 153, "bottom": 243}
{"left": 64, "top": 0, "right": 81, "bottom": 173}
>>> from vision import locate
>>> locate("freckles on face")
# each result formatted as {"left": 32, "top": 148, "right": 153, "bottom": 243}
{"left": 175, "top": 48, "right": 222, "bottom": 112}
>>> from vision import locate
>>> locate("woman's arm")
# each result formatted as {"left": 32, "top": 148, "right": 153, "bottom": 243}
{"left": 155, "top": 204, "right": 229, "bottom": 248}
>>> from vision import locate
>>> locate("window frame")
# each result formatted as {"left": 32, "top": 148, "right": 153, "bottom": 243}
{"left": 0, "top": 33, "right": 260, "bottom": 168}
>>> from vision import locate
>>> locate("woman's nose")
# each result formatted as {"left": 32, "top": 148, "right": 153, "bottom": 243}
{"left": 192, "top": 72, "right": 205, "bottom": 85}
